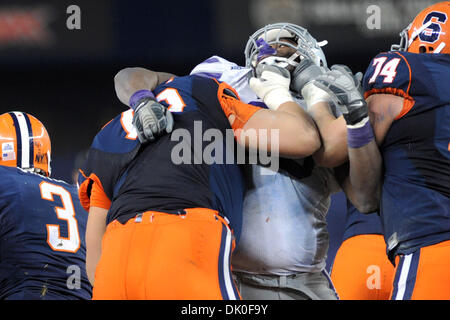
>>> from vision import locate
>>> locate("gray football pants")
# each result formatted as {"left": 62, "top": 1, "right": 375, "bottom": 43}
{"left": 233, "top": 270, "right": 339, "bottom": 300}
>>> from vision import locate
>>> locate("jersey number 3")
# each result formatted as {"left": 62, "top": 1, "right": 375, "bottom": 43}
{"left": 40, "top": 181, "right": 81, "bottom": 253}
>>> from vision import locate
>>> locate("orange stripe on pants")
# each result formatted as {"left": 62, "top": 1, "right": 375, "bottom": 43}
{"left": 331, "top": 234, "right": 394, "bottom": 300}
{"left": 92, "top": 208, "right": 240, "bottom": 300}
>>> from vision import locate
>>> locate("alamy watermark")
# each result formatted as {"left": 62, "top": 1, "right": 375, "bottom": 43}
{"left": 66, "top": 265, "right": 82, "bottom": 290}
{"left": 170, "top": 121, "right": 280, "bottom": 175}
{"left": 366, "top": 5, "right": 381, "bottom": 30}
{"left": 366, "top": 264, "right": 381, "bottom": 290}
{"left": 66, "top": 5, "right": 81, "bottom": 30}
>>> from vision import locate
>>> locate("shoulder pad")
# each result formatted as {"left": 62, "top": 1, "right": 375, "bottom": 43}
{"left": 363, "top": 51, "right": 412, "bottom": 99}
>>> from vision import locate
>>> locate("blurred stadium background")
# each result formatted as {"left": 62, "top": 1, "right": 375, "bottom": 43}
{"left": 0, "top": 0, "right": 440, "bottom": 271}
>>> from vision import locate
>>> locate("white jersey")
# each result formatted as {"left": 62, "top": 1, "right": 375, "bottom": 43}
{"left": 190, "top": 56, "right": 259, "bottom": 103}
{"left": 191, "top": 56, "right": 341, "bottom": 275}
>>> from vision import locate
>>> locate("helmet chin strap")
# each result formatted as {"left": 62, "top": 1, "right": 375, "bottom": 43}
{"left": 286, "top": 52, "right": 300, "bottom": 67}
{"left": 255, "top": 53, "right": 300, "bottom": 71}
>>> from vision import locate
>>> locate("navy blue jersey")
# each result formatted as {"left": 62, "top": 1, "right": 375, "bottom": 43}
{"left": 342, "top": 199, "right": 383, "bottom": 242}
{"left": 363, "top": 51, "right": 450, "bottom": 261}
{"left": 80, "top": 75, "right": 247, "bottom": 243}
{"left": 0, "top": 166, "right": 91, "bottom": 300}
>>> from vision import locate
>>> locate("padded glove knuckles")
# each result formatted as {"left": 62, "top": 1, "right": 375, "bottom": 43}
{"left": 132, "top": 98, "right": 174, "bottom": 143}
{"left": 312, "top": 66, "right": 368, "bottom": 126}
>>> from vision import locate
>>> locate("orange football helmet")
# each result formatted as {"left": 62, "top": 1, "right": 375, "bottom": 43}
{"left": 0, "top": 112, "right": 51, "bottom": 176}
{"left": 392, "top": 1, "right": 450, "bottom": 54}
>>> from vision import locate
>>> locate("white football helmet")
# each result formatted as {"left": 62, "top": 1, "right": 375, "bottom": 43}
{"left": 244, "top": 22, "right": 328, "bottom": 75}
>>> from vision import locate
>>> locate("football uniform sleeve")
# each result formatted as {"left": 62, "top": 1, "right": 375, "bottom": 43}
{"left": 190, "top": 56, "right": 238, "bottom": 80}
{"left": 190, "top": 55, "right": 258, "bottom": 103}
{"left": 216, "top": 80, "right": 262, "bottom": 131}
{"left": 78, "top": 170, "right": 111, "bottom": 211}
{"left": 89, "top": 180, "right": 111, "bottom": 209}
{"left": 363, "top": 51, "right": 415, "bottom": 119}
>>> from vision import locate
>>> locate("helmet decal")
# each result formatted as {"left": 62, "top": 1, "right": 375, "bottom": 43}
{"left": 419, "top": 11, "right": 447, "bottom": 44}
{"left": 392, "top": 1, "right": 450, "bottom": 54}
{"left": 8, "top": 112, "right": 34, "bottom": 170}
{"left": 0, "top": 111, "right": 51, "bottom": 176}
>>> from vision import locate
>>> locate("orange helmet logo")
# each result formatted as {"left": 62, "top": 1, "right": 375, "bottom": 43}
{"left": 392, "top": 1, "right": 450, "bottom": 54}
{"left": 0, "top": 112, "right": 51, "bottom": 176}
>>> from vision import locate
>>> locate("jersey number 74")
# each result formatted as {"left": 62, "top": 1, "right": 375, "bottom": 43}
{"left": 368, "top": 57, "right": 401, "bottom": 84}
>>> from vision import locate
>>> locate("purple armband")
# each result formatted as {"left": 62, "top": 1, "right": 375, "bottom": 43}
{"left": 347, "top": 119, "right": 375, "bottom": 148}
{"left": 129, "top": 90, "right": 155, "bottom": 110}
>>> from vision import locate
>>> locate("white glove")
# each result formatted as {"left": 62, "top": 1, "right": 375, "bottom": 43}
{"left": 249, "top": 64, "right": 294, "bottom": 110}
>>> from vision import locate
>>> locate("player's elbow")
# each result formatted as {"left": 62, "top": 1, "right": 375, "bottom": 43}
{"left": 312, "top": 147, "right": 348, "bottom": 168}
{"left": 275, "top": 121, "right": 320, "bottom": 158}
{"left": 293, "top": 126, "right": 321, "bottom": 158}
{"left": 114, "top": 68, "right": 139, "bottom": 106}
{"left": 114, "top": 67, "right": 133, "bottom": 84}
{"left": 276, "top": 129, "right": 319, "bottom": 159}
{"left": 114, "top": 67, "right": 145, "bottom": 90}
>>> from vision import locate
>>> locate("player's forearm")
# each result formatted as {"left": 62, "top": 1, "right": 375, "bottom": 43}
{"left": 85, "top": 207, "right": 108, "bottom": 286}
{"left": 348, "top": 141, "right": 382, "bottom": 182}
{"left": 343, "top": 94, "right": 402, "bottom": 211}
{"left": 240, "top": 101, "right": 321, "bottom": 158}
{"left": 346, "top": 136, "right": 382, "bottom": 213}
{"left": 114, "top": 67, "right": 175, "bottom": 107}
{"left": 308, "top": 102, "right": 348, "bottom": 168}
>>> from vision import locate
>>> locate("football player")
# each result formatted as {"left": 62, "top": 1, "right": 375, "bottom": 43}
{"left": 311, "top": 1, "right": 450, "bottom": 299}
{"left": 242, "top": 23, "right": 393, "bottom": 301}
{"left": 113, "top": 23, "right": 345, "bottom": 300}
{"left": 79, "top": 69, "right": 321, "bottom": 299}
{"left": 0, "top": 112, "right": 92, "bottom": 300}
{"left": 288, "top": 37, "right": 393, "bottom": 300}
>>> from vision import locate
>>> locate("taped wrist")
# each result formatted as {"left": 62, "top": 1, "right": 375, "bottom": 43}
{"left": 129, "top": 89, "right": 155, "bottom": 110}
{"left": 263, "top": 87, "right": 294, "bottom": 110}
{"left": 347, "top": 117, "right": 374, "bottom": 148}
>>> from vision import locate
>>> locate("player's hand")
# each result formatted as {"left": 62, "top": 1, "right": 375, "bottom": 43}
{"left": 290, "top": 58, "right": 325, "bottom": 94}
{"left": 132, "top": 98, "right": 174, "bottom": 143}
{"left": 289, "top": 58, "right": 331, "bottom": 110}
{"left": 249, "top": 63, "right": 294, "bottom": 110}
{"left": 312, "top": 65, "right": 368, "bottom": 126}
{"left": 330, "top": 64, "right": 364, "bottom": 96}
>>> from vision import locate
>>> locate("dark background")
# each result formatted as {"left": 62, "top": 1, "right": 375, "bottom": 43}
{"left": 0, "top": 0, "right": 439, "bottom": 270}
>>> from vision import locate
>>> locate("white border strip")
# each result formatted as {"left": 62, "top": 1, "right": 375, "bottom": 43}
{"left": 394, "top": 253, "right": 412, "bottom": 300}
{"left": 13, "top": 112, "right": 30, "bottom": 169}
{"left": 222, "top": 225, "right": 237, "bottom": 300}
